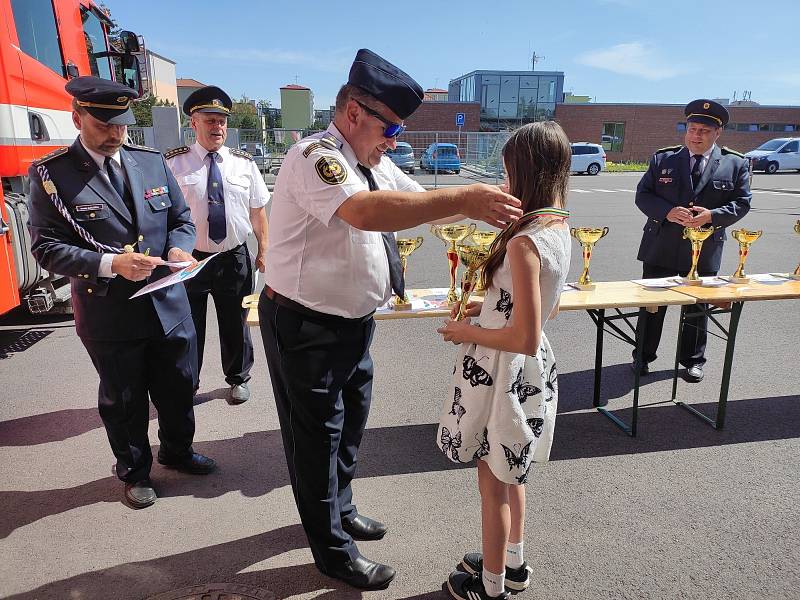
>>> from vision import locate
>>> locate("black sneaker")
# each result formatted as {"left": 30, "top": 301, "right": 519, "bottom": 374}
{"left": 460, "top": 552, "right": 532, "bottom": 591}
{"left": 447, "top": 570, "right": 509, "bottom": 600}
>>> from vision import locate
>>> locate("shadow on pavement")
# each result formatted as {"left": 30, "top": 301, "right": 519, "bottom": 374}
{"left": 2, "top": 393, "right": 798, "bottom": 541}
{"left": 3, "top": 524, "right": 381, "bottom": 600}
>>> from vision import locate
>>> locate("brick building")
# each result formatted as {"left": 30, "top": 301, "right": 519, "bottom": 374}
{"left": 555, "top": 103, "right": 800, "bottom": 162}
{"left": 404, "top": 101, "right": 481, "bottom": 132}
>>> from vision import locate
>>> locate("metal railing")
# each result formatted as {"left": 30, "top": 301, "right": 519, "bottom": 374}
{"left": 127, "top": 127, "right": 146, "bottom": 146}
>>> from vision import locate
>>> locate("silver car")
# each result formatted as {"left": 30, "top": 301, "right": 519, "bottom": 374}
{"left": 385, "top": 142, "right": 415, "bottom": 174}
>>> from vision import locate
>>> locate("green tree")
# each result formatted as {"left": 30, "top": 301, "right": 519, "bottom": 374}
{"left": 132, "top": 96, "right": 175, "bottom": 127}
{"left": 229, "top": 95, "right": 259, "bottom": 129}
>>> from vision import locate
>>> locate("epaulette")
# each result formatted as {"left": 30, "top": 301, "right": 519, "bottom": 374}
{"left": 655, "top": 145, "right": 682, "bottom": 154}
{"left": 33, "top": 146, "right": 69, "bottom": 166}
{"left": 721, "top": 146, "right": 745, "bottom": 158}
{"left": 164, "top": 146, "right": 190, "bottom": 160}
{"left": 320, "top": 132, "right": 343, "bottom": 150}
{"left": 124, "top": 142, "right": 160, "bottom": 153}
{"left": 230, "top": 148, "right": 253, "bottom": 161}
{"left": 302, "top": 142, "right": 324, "bottom": 158}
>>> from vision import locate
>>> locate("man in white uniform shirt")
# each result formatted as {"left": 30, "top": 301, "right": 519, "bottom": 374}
{"left": 166, "top": 86, "right": 270, "bottom": 405}
{"left": 260, "top": 49, "right": 522, "bottom": 590}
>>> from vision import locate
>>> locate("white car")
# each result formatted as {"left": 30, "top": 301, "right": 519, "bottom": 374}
{"left": 745, "top": 138, "right": 800, "bottom": 174}
{"left": 570, "top": 143, "right": 606, "bottom": 175}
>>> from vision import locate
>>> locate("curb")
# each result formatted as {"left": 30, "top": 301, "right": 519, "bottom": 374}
{"left": 753, "top": 188, "right": 800, "bottom": 194}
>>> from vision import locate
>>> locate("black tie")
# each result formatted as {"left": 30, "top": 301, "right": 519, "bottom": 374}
{"left": 207, "top": 152, "right": 227, "bottom": 243}
{"left": 691, "top": 154, "right": 704, "bottom": 189}
{"left": 357, "top": 164, "right": 405, "bottom": 299}
{"left": 104, "top": 156, "right": 135, "bottom": 217}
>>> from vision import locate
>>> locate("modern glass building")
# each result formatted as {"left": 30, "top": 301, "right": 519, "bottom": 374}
{"left": 449, "top": 70, "right": 564, "bottom": 130}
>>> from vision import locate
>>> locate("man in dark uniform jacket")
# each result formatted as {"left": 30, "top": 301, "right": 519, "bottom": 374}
{"left": 27, "top": 76, "right": 216, "bottom": 509}
{"left": 634, "top": 99, "right": 752, "bottom": 382}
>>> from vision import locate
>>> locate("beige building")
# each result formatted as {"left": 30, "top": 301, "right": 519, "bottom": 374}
{"left": 146, "top": 50, "right": 178, "bottom": 105}
{"left": 176, "top": 78, "right": 207, "bottom": 110}
{"left": 280, "top": 84, "right": 313, "bottom": 130}
{"left": 424, "top": 88, "right": 449, "bottom": 102}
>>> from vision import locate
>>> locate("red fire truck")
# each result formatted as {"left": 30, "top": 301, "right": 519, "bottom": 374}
{"left": 0, "top": 0, "right": 148, "bottom": 316}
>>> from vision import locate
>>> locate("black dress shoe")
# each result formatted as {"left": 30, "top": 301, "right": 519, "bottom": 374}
{"left": 157, "top": 452, "right": 216, "bottom": 474}
{"left": 124, "top": 479, "right": 156, "bottom": 509}
{"left": 630, "top": 359, "right": 650, "bottom": 375}
{"left": 342, "top": 514, "right": 388, "bottom": 541}
{"left": 684, "top": 365, "right": 704, "bottom": 383}
{"left": 321, "top": 555, "right": 396, "bottom": 590}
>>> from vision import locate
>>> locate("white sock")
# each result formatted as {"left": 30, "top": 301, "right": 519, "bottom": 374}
{"left": 506, "top": 541, "right": 524, "bottom": 569}
{"left": 482, "top": 568, "right": 505, "bottom": 597}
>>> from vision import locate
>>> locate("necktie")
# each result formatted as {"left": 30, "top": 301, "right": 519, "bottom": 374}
{"left": 207, "top": 151, "right": 227, "bottom": 244}
{"left": 691, "top": 154, "right": 704, "bottom": 189}
{"left": 357, "top": 164, "right": 405, "bottom": 299}
{"left": 104, "top": 156, "right": 135, "bottom": 217}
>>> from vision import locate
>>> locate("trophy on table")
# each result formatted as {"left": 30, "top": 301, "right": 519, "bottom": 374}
{"left": 681, "top": 225, "right": 716, "bottom": 285}
{"left": 454, "top": 244, "right": 492, "bottom": 321}
{"left": 570, "top": 227, "right": 609, "bottom": 290}
{"left": 392, "top": 236, "right": 424, "bottom": 310}
{"left": 728, "top": 228, "right": 763, "bottom": 283}
{"left": 468, "top": 230, "right": 497, "bottom": 295}
{"left": 430, "top": 223, "right": 477, "bottom": 304}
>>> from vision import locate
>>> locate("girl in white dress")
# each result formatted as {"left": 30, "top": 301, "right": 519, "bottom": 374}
{"left": 437, "top": 122, "right": 572, "bottom": 600}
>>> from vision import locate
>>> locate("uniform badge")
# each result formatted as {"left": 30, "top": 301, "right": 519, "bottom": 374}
{"left": 315, "top": 156, "right": 347, "bottom": 185}
{"left": 658, "top": 177, "right": 673, "bottom": 184}
{"left": 144, "top": 186, "right": 168, "bottom": 199}
{"left": 43, "top": 180, "right": 57, "bottom": 195}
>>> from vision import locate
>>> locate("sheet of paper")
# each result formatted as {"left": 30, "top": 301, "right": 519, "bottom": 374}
{"left": 129, "top": 253, "right": 218, "bottom": 299}
{"left": 631, "top": 277, "right": 679, "bottom": 288}
{"left": 157, "top": 260, "right": 193, "bottom": 268}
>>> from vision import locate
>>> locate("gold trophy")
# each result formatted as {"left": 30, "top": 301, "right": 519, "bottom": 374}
{"left": 455, "top": 244, "right": 492, "bottom": 321}
{"left": 681, "top": 225, "right": 716, "bottom": 285}
{"left": 392, "top": 236, "right": 424, "bottom": 310}
{"left": 431, "top": 223, "right": 477, "bottom": 303}
{"left": 468, "top": 230, "right": 497, "bottom": 295}
{"left": 728, "top": 229, "right": 763, "bottom": 283}
{"left": 792, "top": 220, "right": 800, "bottom": 279}
{"left": 570, "top": 227, "right": 609, "bottom": 290}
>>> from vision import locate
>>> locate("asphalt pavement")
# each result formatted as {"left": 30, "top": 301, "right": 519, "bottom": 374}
{"left": 1, "top": 172, "right": 799, "bottom": 600}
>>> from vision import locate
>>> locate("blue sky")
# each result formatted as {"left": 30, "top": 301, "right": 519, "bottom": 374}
{"left": 105, "top": 0, "right": 800, "bottom": 109}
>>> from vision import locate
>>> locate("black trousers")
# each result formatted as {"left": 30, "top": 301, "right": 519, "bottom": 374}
{"left": 81, "top": 317, "right": 197, "bottom": 483}
{"left": 186, "top": 244, "right": 254, "bottom": 386}
{"left": 259, "top": 290, "right": 375, "bottom": 571}
{"left": 636, "top": 263, "right": 711, "bottom": 367}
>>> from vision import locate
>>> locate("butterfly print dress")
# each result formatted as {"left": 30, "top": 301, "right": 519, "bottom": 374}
{"left": 438, "top": 222, "right": 571, "bottom": 485}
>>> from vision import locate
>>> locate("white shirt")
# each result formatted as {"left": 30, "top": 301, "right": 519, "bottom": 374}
{"left": 166, "top": 143, "right": 270, "bottom": 252}
{"left": 690, "top": 144, "right": 716, "bottom": 174}
{"left": 264, "top": 123, "right": 424, "bottom": 318}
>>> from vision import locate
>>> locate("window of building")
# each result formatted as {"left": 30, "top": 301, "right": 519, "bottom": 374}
{"left": 81, "top": 8, "right": 112, "bottom": 80}
{"left": 481, "top": 82, "right": 500, "bottom": 117}
{"left": 677, "top": 122, "right": 687, "bottom": 132}
{"left": 500, "top": 76, "right": 519, "bottom": 103}
{"left": 537, "top": 76, "right": 557, "bottom": 102}
{"left": 459, "top": 76, "right": 476, "bottom": 103}
{"left": 11, "top": 0, "right": 65, "bottom": 76}
{"left": 601, "top": 122, "right": 625, "bottom": 152}
{"left": 519, "top": 76, "right": 537, "bottom": 89}
{"left": 771, "top": 123, "right": 796, "bottom": 132}
{"left": 534, "top": 102, "right": 555, "bottom": 121}
{"left": 499, "top": 102, "right": 518, "bottom": 119}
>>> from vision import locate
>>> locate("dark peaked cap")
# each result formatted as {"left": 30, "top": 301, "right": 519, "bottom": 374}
{"left": 348, "top": 49, "right": 423, "bottom": 119}
{"left": 65, "top": 76, "right": 139, "bottom": 125}
{"left": 685, "top": 98, "right": 729, "bottom": 128}
{"left": 183, "top": 86, "right": 232, "bottom": 116}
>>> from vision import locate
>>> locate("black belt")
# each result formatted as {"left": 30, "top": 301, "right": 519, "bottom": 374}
{"left": 262, "top": 286, "right": 374, "bottom": 326}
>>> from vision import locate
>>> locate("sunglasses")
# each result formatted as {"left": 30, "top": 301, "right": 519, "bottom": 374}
{"left": 355, "top": 100, "right": 406, "bottom": 138}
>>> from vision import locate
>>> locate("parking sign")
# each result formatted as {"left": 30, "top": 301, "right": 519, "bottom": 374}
{"left": 455, "top": 113, "right": 465, "bottom": 127}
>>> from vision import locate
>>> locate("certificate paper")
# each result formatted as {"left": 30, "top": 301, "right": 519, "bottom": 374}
{"left": 130, "top": 254, "right": 218, "bottom": 299}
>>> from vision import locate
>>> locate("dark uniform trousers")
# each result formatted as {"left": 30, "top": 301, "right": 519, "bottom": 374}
{"left": 186, "top": 243, "right": 254, "bottom": 386}
{"left": 83, "top": 314, "right": 198, "bottom": 483}
{"left": 259, "top": 289, "right": 375, "bottom": 570}
{"left": 637, "top": 263, "right": 712, "bottom": 368}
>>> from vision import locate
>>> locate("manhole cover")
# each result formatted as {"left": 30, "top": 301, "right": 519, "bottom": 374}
{"left": 145, "top": 583, "right": 275, "bottom": 600}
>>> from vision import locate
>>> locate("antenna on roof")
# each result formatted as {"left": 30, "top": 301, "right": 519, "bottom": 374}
{"left": 531, "top": 51, "right": 545, "bottom": 71}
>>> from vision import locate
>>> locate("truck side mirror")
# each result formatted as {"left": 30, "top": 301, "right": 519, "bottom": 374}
{"left": 65, "top": 62, "right": 79, "bottom": 79}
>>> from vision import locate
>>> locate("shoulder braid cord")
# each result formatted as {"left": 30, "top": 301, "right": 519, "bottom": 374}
{"left": 36, "top": 163, "right": 127, "bottom": 254}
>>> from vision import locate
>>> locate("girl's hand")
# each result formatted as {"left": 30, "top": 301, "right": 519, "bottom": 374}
{"left": 450, "top": 300, "right": 482, "bottom": 320}
{"left": 437, "top": 317, "right": 474, "bottom": 344}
